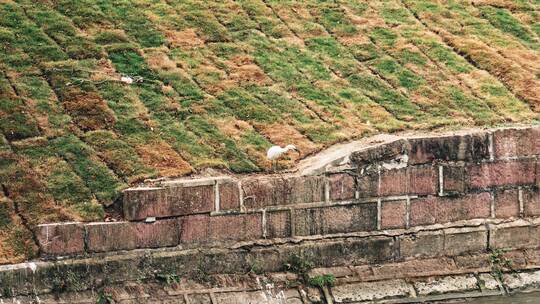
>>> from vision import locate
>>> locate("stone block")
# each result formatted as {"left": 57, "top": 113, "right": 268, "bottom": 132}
{"left": 350, "top": 139, "right": 408, "bottom": 165}
{"left": 400, "top": 231, "right": 444, "bottom": 258}
{"left": 381, "top": 200, "right": 407, "bottom": 229}
{"left": 328, "top": 173, "right": 355, "bottom": 201}
{"left": 489, "top": 223, "right": 540, "bottom": 250}
{"left": 85, "top": 219, "right": 179, "bottom": 252}
{"left": 444, "top": 227, "right": 487, "bottom": 256}
{"left": 123, "top": 183, "right": 214, "bottom": 220}
{"left": 331, "top": 280, "right": 415, "bottom": 302}
{"left": 469, "top": 160, "right": 537, "bottom": 189}
{"left": 180, "top": 213, "right": 263, "bottom": 243}
{"left": 293, "top": 203, "right": 377, "bottom": 236}
{"left": 407, "top": 133, "right": 489, "bottom": 165}
{"left": 442, "top": 164, "right": 468, "bottom": 193}
{"left": 414, "top": 274, "right": 479, "bottom": 296}
{"left": 523, "top": 188, "right": 540, "bottom": 217}
{"left": 359, "top": 166, "right": 437, "bottom": 197}
{"left": 266, "top": 210, "right": 291, "bottom": 238}
{"left": 371, "top": 257, "right": 456, "bottom": 279}
{"left": 218, "top": 181, "right": 240, "bottom": 211}
{"left": 36, "top": 222, "right": 84, "bottom": 256}
{"left": 409, "top": 193, "right": 491, "bottom": 226}
{"left": 494, "top": 189, "right": 519, "bottom": 218}
{"left": 241, "top": 175, "right": 325, "bottom": 209}
{"left": 493, "top": 126, "right": 540, "bottom": 158}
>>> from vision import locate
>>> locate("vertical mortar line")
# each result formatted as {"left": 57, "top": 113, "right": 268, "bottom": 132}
{"left": 377, "top": 198, "right": 382, "bottom": 230}
{"left": 438, "top": 165, "right": 444, "bottom": 196}
{"left": 490, "top": 190, "right": 496, "bottom": 218}
{"left": 238, "top": 180, "right": 245, "bottom": 213}
{"left": 262, "top": 209, "right": 267, "bottom": 238}
{"left": 518, "top": 186, "right": 524, "bottom": 217}
{"left": 405, "top": 196, "right": 411, "bottom": 229}
{"left": 214, "top": 180, "right": 220, "bottom": 213}
{"left": 488, "top": 132, "right": 495, "bottom": 161}
{"left": 290, "top": 208, "right": 296, "bottom": 237}
{"left": 324, "top": 175, "right": 330, "bottom": 203}
{"left": 209, "top": 292, "right": 217, "bottom": 304}
{"left": 183, "top": 294, "right": 190, "bottom": 304}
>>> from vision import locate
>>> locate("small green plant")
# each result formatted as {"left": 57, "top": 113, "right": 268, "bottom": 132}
{"left": 155, "top": 272, "right": 180, "bottom": 285}
{"left": 284, "top": 253, "right": 314, "bottom": 283}
{"left": 248, "top": 259, "right": 264, "bottom": 275}
{"left": 96, "top": 290, "right": 114, "bottom": 304}
{"left": 308, "top": 274, "right": 336, "bottom": 288}
{"left": 489, "top": 248, "right": 515, "bottom": 282}
{"left": 193, "top": 261, "right": 211, "bottom": 284}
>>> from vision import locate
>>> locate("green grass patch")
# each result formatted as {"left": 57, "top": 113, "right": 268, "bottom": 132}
{"left": 479, "top": 7, "right": 535, "bottom": 44}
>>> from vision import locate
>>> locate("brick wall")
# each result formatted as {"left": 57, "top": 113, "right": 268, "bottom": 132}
{"left": 36, "top": 126, "right": 540, "bottom": 258}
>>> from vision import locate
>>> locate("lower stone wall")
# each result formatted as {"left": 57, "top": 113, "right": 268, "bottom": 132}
{"left": 3, "top": 256, "right": 540, "bottom": 303}
{"left": 2, "top": 217, "right": 539, "bottom": 300}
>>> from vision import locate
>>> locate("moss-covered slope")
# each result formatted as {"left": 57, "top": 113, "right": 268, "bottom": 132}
{"left": 0, "top": 0, "right": 539, "bottom": 263}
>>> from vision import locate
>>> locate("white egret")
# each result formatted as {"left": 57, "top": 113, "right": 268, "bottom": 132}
{"left": 267, "top": 144, "right": 298, "bottom": 171}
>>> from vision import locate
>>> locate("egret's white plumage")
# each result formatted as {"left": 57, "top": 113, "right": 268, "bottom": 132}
{"left": 267, "top": 144, "right": 297, "bottom": 160}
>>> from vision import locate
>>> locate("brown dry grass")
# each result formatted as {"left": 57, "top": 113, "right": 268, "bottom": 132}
{"left": 135, "top": 141, "right": 193, "bottom": 177}
{"left": 164, "top": 28, "right": 204, "bottom": 48}
{"left": 64, "top": 91, "right": 117, "bottom": 131}
{"left": 145, "top": 50, "right": 178, "bottom": 71}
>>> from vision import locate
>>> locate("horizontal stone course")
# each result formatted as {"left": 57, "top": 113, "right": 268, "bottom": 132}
{"left": 85, "top": 219, "right": 179, "bottom": 252}
{"left": 358, "top": 166, "right": 437, "bottom": 197}
{"left": 469, "top": 160, "right": 537, "bottom": 189}
{"left": 180, "top": 213, "right": 262, "bottom": 243}
{"left": 36, "top": 222, "right": 85, "bottom": 256}
{"left": 241, "top": 175, "right": 325, "bottom": 209}
{"left": 493, "top": 126, "right": 540, "bottom": 158}
{"left": 489, "top": 223, "right": 540, "bottom": 250}
{"left": 407, "top": 133, "right": 490, "bottom": 165}
{"left": 293, "top": 203, "right": 377, "bottom": 236}
{"left": 410, "top": 193, "right": 491, "bottom": 226}
{"left": 123, "top": 183, "right": 214, "bottom": 220}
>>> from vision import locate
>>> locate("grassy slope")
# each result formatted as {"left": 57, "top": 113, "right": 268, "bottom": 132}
{"left": 0, "top": 0, "right": 539, "bottom": 263}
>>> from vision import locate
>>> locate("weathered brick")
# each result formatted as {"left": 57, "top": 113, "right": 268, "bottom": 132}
{"left": 359, "top": 166, "right": 437, "bottom": 197}
{"left": 494, "top": 189, "right": 519, "bottom": 218}
{"left": 408, "top": 133, "right": 490, "bottom": 165}
{"left": 218, "top": 181, "right": 240, "bottom": 211}
{"left": 266, "top": 210, "right": 291, "bottom": 238}
{"left": 469, "top": 160, "right": 536, "bottom": 189}
{"left": 371, "top": 258, "right": 456, "bottom": 280}
{"left": 86, "top": 219, "right": 179, "bottom": 252}
{"left": 350, "top": 139, "right": 408, "bottom": 165}
{"left": 293, "top": 203, "right": 377, "bottom": 236}
{"left": 36, "top": 222, "right": 84, "bottom": 256}
{"left": 382, "top": 166, "right": 437, "bottom": 196}
{"left": 444, "top": 227, "right": 487, "bottom": 256}
{"left": 381, "top": 200, "right": 407, "bottom": 229}
{"left": 523, "top": 188, "right": 540, "bottom": 217}
{"left": 242, "top": 175, "right": 325, "bottom": 209}
{"left": 328, "top": 173, "right": 355, "bottom": 201}
{"left": 442, "top": 165, "right": 467, "bottom": 193}
{"left": 410, "top": 193, "right": 491, "bottom": 226}
{"left": 493, "top": 126, "right": 540, "bottom": 158}
{"left": 489, "top": 223, "right": 540, "bottom": 250}
{"left": 123, "top": 183, "right": 214, "bottom": 220}
{"left": 180, "top": 213, "right": 263, "bottom": 243}
{"left": 357, "top": 171, "right": 378, "bottom": 197}
{"left": 409, "top": 166, "right": 438, "bottom": 195}
{"left": 400, "top": 231, "right": 444, "bottom": 258}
